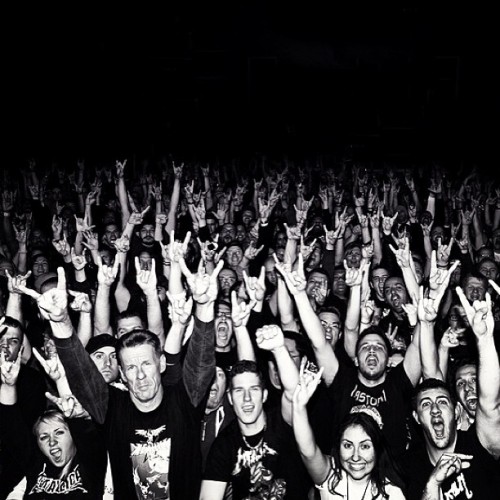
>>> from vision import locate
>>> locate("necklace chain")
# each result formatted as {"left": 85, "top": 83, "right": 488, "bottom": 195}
{"left": 241, "top": 425, "right": 266, "bottom": 450}
{"left": 346, "top": 476, "right": 370, "bottom": 500}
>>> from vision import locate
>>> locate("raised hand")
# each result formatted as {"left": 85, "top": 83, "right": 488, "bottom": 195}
{"left": 82, "top": 230, "right": 99, "bottom": 252}
{"left": 113, "top": 234, "right": 130, "bottom": 253}
{"left": 436, "top": 237, "right": 454, "bottom": 267}
{"left": 456, "top": 286, "right": 494, "bottom": 339}
{"left": 244, "top": 241, "right": 264, "bottom": 261}
{"left": 274, "top": 253, "right": 306, "bottom": 296}
{"left": 74, "top": 215, "right": 95, "bottom": 233}
{"left": 135, "top": 257, "right": 157, "bottom": 294}
{"left": 52, "top": 234, "right": 70, "bottom": 256}
{"left": 389, "top": 236, "right": 411, "bottom": 269}
{"left": 300, "top": 235, "right": 317, "bottom": 262}
{"left": 68, "top": 291, "right": 92, "bottom": 313}
{"left": 284, "top": 223, "right": 301, "bottom": 241}
{"left": 97, "top": 254, "right": 120, "bottom": 287}
{"left": 18, "top": 267, "right": 68, "bottom": 322}
{"left": 70, "top": 247, "right": 87, "bottom": 271}
{"left": 344, "top": 258, "right": 369, "bottom": 286}
{"left": 5, "top": 270, "right": 31, "bottom": 295}
{"left": 172, "top": 161, "right": 184, "bottom": 179}
{"left": 115, "top": 159, "right": 127, "bottom": 179}
{"left": 33, "top": 346, "right": 66, "bottom": 382}
{"left": 401, "top": 299, "right": 418, "bottom": 327}
{"left": 381, "top": 210, "right": 398, "bottom": 236}
{"left": 429, "top": 253, "right": 459, "bottom": 302}
{"left": 255, "top": 324, "right": 285, "bottom": 352}
{"left": 168, "top": 230, "right": 191, "bottom": 264}
{"left": 45, "top": 392, "right": 90, "bottom": 420}
{"left": 128, "top": 206, "right": 150, "bottom": 226}
{"left": 198, "top": 235, "right": 221, "bottom": 264}
{"left": 417, "top": 286, "right": 440, "bottom": 324}
{"left": 231, "top": 291, "right": 256, "bottom": 328}
{"left": 180, "top": 258, "right": 223, "bottom": 305}
{"left": 166, "top": 291, "right": 193, "bottom": 326}
{"left": 292, "top": 358, "right": 324, "bottom": 409}
{"left": 0, "top": 348, "right": 22, "bottom": 386}
{"left": 242, "top": 267, "right": 266, "bottom": 303}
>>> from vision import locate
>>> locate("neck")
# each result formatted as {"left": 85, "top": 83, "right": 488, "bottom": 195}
{"left": 238, "top": 413, "right": 266, "bottom": 437}
{"left": 426, "top": 433, "right": 458, "bottom": 466}
{"left": 357, "top": 371, "right": 386, "bottom": 387}
{"left": 131, "top": 386, "right": 164, "bottom": 413}
{"left": 216, "top": 345, "right": 232, "bottom": 353}
{"left": 346, "top": 474, "right": 371, "bottom": 500}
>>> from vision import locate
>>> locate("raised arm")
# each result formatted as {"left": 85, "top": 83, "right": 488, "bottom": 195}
{"left": 275, "top": 254, "right": 339, "bottom": 386}
{"left": 135, "top": 257, "right": 165, "bottom": 348}
{"left": 458, "top": 284, "right": 500, "bottom": 458}
{"left": 231, "top": 291, "right": 256, "bottom": 362}
{"left": 292, "top": 360, "right": 329, "bottom": 485}
{"left": 94, "top": 255, "right": 119, "bottom": 335}
{"left": 18, "top": 268, "right": 108, "bottom": 424}
{"left": 256, "top": 324, "right": 299, "bottom": 425}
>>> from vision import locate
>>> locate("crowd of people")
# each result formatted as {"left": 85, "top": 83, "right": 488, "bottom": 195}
{"left": 0, "top": 158, "right": 498, "bottom": 499}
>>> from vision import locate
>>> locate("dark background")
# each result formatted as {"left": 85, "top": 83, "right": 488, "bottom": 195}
{"left": 5, "top": 4, "right": 499, "bottom": 166}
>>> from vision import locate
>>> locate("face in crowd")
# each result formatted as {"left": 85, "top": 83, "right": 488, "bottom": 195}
{"left": 344, "top": 246, "right": 362, "bottom": 269}
{"left": 306, "top": 271, "right": 330, "bottom": 306}
{"left": 229, "top": 370, "right": 267, "bottom": 427}
{"left": 339, "top": 424, "right": 376, "bottom": 482}
{"left": 331, "top": 268, "right": 347, "bottom": 299}
{"left": 355, "top": 333, "right": 389, "bottom": 382}
{"left": 119, "top": 341, "right": 166, "bottom": 408}
{"left": 102, "top": 223, "right": 120, "bottom": 249}
{"left": 206, "top": 367, "right": 227, "bottom": 413}
{"left": 383, "top": 277, "right": 408, "bottom": 314}
{"left": 454, "top": 364, "right": 477, "bottom": 420}
{"left": 214, "top": 303, "right": 234, "bottom": 352}
{"left": 139, "top": 224, "right": 155, "bottom": 246}
{"left": 463, "top": 276, "right": 486, "bottom": 303}
{"left": 218, "top": 268, "right": 237, "bottom": 297}
{"left": 319, "top": 311, "right": 341, "bottom": 347}
{"left": 0, "top": 324, "right": 23, "bottom": 362}
{"left": 90, "top": 347, "right": 119, "bottom": 384}
{"left": 36, "top": 414, "right": 77, "bottom": 469}
{"left": 116, "top": 315, "right": 145, "bottom": 338}
{"left": 370, "top": 268, "right": 389, "bottom": 302}
{"left": 413, "top": 386, "right": 458, "bottom": 450}
{"left": 32, "top": 256, "right": 50, "bottom": 278}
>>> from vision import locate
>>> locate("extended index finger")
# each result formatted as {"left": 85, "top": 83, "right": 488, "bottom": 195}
{"left": 56, "top": 267, "right": 66, "bottom": 291}
{"left": 456, "top": 286, "right": 474, "bottom": 320}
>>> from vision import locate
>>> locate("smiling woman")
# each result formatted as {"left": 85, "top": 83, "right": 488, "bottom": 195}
{"left": 292, "top": 370, "right": 406, "bottom": 499}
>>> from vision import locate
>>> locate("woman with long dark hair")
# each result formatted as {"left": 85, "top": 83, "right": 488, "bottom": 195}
{"left": 292, "top": 362, "right": 405, "bottom": 499}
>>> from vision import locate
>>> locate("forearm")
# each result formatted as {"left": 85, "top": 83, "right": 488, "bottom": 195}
{"left": 6, "top": 293, "right": 22, "bottom": 322}
{"left": 76, "top": 312, "right": 93, "bottom": 348}
{"left": 277, "top": 279, "right": 298, "bottom": 331}
{"left": 438, "top": 344, "right": 450, "bottom": 380}
{"left": 145, "top": 291, "right": 166, "bottom": 348}
{"left": 164, "top": 322, "right": 186, "bottom": 355}
{"left": 477, "top": 335, "right": 500, "bottom": 415}
{"left": 372, "top": 228, "right": 382, "bottom": 265}
{"left": 334, "top": 237, "right": 344, "bottom": 266}
{"left": 94, "top": 285, "right": 112, "bottom": 335}
{"left": 234, "top": 326, "right": 256, "bottom": 361}
{"left": 426, "top": 193, "right": 436, "bottom": 218}
{"left": 419, "top": 321, "right": 442, "bottom": 380}
{"left": 74, "top": 231, "right": 84, "bottom": 256}
{"left": 116, "top": 178, "right": 130, "bottom": 229}
{"left": 54, "top": 334, "right": 108, "bottom": 424}
{"left": 344, "top": 285, "right": 361, "bottom": 357}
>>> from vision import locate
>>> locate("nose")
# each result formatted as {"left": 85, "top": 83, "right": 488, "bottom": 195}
{"left": 352, "top": 447, "right": 360, "bottom": 462}
{"left": 104, "top": 356, "right": 111, "bottom": 367}
{"left": 137, "top": 366, "right": 146, "bottom": 380}
{"left": 49, "top": 435, "right": 57, "bottom": 447}
{"left": 243, "top": 390, "right": 251, "bottom": 402}
{"left": 430, "top": 402, "right": 441, "bottom": 415}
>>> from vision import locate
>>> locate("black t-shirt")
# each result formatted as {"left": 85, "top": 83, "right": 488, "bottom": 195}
{"left": 204, "top": 408, "right": 312, "bottom": 499}
{"left": 326, "top": 362, "right": 414, "bottom": 458}
{"left": 105, "top": 381, "right": 204, "bottom": 500}
{"left": 401, "top": 426, "right": 500, "bottom": 500}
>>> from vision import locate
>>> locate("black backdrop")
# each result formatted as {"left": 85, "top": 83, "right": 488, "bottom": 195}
{"left": 4, "top": 4, "right": 500, "bottom": 168}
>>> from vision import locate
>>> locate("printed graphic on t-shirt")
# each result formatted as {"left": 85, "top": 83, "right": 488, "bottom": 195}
{"left": 29, "top": 463, "right": 88, "bottom": 495}
{"left": 232, "top": 441, "right": 286, "bottom": 500}
{"left": 131, "top": 425, "right": 171, "bottom": 499}
{"left": 441, "top": 472, "right": 474, "bottom": 500}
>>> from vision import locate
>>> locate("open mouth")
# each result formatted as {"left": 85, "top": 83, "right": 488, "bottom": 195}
{"left": 242, "top": 405, "right": 254, "bottom": 414}
{"left": 366, "top": 356, "right": 378, "bottom": 367}
{"left": 50, "top": 448, "right": 62, "bottom": 461}
{"left": 348, "top": 462, "right": 366, "bottom": 471}
{"left": 431, "top": 418, "right": 445, "bottom": 438}
{"left": 466, "top": 397, "right": 477, "bottom": 411}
